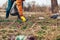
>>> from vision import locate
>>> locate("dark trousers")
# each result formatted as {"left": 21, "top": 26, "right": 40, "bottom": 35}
{"left": 6, "top": 0, "right": 14, "bottom": 18}
{"left": 6, "top": 0, "right": 23, "bottom": 19}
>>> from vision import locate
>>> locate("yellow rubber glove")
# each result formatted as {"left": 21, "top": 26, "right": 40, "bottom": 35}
{"left": 21, "top": 16, "right": 26, "bottom": 22}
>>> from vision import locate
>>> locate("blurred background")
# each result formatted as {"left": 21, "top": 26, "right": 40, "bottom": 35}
{"left": 0, "top": 0, "right": 60, "bottom": 40}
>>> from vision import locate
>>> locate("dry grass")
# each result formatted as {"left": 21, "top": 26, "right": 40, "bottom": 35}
{"left": 0, "top": 7, "right": 60, "bottom": 40}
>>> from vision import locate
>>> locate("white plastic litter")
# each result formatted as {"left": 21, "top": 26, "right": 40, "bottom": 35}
{"left": 15, "top": 35, "right": 27, "bottom": 40}
{"left": 38, "top": 17, "right": 45, "bottom": 20}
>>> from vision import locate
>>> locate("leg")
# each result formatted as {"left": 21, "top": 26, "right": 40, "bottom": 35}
{"left": 17, "top": 2, "right": 23, "bottom": 19}
{"left": 17, "top": 13, "right": 20, "bottom": 19}
{"left": 6, "top": 0, "right": 14, "bottom": 18}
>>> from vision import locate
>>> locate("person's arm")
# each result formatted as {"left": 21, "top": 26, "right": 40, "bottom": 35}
{"left": 16, "top": 0, "right": 26, "bottom": 22}
{"left": 16, "top": 0, "right": 23, "bottom": 16}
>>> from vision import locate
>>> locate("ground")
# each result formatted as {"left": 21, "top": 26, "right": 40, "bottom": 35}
{"left": 0, "top": 11, "right": 60, "bottom": 40}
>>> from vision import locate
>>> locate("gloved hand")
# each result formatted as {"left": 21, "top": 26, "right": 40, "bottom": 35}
{"left": 20, "top": 16, "right": 26, "bottom": 22}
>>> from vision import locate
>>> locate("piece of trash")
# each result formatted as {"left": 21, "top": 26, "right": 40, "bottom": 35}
{"left": 51, "top": 15, "right": 58, "bottom": 19}
{"left": 38, "top": 17, "right": 45, "bottom": 20}
{"left": 15, "top": 35, "right": 36, "bottom": 40}
{"left": 15, "top": 35, "right": 26, "bottom": 40}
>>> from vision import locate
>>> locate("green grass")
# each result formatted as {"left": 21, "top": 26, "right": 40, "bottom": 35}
{"left": 0, "top": 20, "right": 13, "bottom": 22}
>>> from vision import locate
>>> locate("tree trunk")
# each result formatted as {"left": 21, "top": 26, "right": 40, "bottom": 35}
{"left": 51, "top": 0, "right": 59, "bottom": 13}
